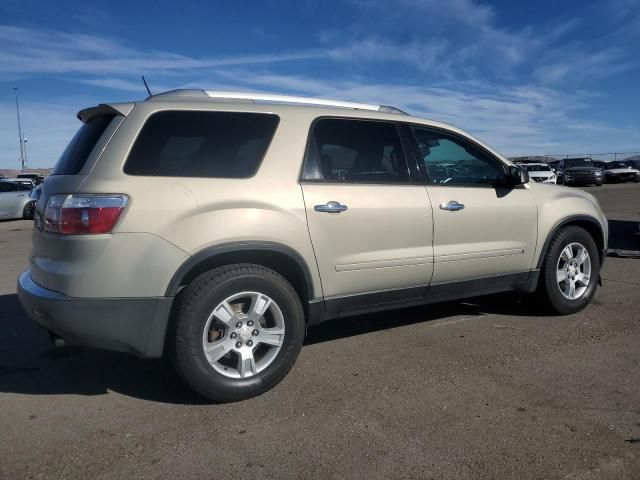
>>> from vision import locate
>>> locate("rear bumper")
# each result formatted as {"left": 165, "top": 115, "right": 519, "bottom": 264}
{"left": 17, "top": 270, "right": 173, "bottom": 358}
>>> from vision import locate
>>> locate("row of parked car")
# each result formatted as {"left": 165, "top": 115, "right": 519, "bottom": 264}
{"left": 515, "top": 158, "right": 640, "bottom": 187}
{"left": 0, "top": 173, "right": 43, "bottom": 220}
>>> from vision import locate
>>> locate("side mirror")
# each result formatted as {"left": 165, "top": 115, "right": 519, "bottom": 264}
{"left": 507, "top": 165, "right": 529, "bottom": 186}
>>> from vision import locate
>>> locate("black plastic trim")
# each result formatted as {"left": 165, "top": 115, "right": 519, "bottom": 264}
{"left": 17, "top": 270, "right": 172, "bottom": 358}
{"left": 314, "top": 271, "right": 531, "bottom": 322}
{"left": 165, "top": 241, "right": 316, "bottom": 298}
{"left": 535, "top": 215, "right": 606, "bottom": 270}
{"left": 324, "top": 284, "right": 430, "bottom": 314}
{"left": 397, "top": 123, "right": 428, "bottom": 183}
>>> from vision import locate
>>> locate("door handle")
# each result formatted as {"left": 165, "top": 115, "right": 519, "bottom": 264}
{"left": 439, "top": 200, "right": 465, "bottom": 211}
{"left": 314, "top": 201, "right": 348, "bottom": 213}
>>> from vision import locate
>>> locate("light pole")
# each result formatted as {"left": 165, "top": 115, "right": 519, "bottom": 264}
{"left": 13, "top": 87, "right": 27, "bottom": 172}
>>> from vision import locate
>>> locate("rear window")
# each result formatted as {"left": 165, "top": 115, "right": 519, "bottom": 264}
{"left": 52, "top": 114, "right": 116, "bottom": 175}
{"left": 124, "top": 111, "right": 279, "bottom": 178}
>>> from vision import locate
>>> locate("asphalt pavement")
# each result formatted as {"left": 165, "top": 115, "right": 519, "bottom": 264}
{"left": 1, "top": 183, "right": 639, "bottom": 479}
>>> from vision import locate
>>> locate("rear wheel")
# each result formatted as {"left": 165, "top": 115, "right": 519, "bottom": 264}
{"left": 536, "top": 226, "right": 599, "bottom": 314}
{"left": 169, "top": 264, "right": 305, "bottom": 402}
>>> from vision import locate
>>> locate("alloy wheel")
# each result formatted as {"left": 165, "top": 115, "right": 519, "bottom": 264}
{"left": 556, "top": 242, "right": 592, "bottom": 300}
{"left": 201, "top": 291, "right": 285, "bottom": 379}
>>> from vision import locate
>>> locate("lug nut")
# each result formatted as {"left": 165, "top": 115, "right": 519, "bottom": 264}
{"left": 247, "top": 340, "right": 253, "bottom": 347}
{"left": 230, "top": 332, "right": 238, "bottom": 339}
{"left": 236, "top": 321, "right": 243, "bottom": 328}
{"left": 252, "top": 329, "right": 259, "bottom": 336}
{"left": 247, "top": 320, "right": 254, "bottom": 327}
{"left": 235, "top": 341, "right": 242, "bottom": 349}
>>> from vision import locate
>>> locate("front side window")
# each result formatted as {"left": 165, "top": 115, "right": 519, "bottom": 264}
{"left": 411, "top": 126, "right": 506, "bottom": 185}
{"left": 124, "top": 111, "right": 279, "bottom": 178}
{"left": 301, "top": 118, "right": 409, "bottom": 183}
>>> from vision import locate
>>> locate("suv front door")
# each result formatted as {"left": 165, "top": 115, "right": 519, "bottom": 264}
{"left": 300, "top": 118, "right": 434, "bottom": 312}
{"left": 0, "top": 182, "right": 25, "bottom": 218}
{"left": 407, "top": 125, "right": 537, "bottom": 287}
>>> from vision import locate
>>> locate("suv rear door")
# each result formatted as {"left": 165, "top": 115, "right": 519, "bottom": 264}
{"left": 406, "top": 125, "right": 537, "bottom": 287}
{"left": 300, "top": 118, "right": 434, "bottom": 312}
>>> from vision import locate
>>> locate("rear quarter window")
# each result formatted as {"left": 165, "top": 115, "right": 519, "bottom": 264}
{"left": 52, "top": 114, "right": 116, "bottom": 175}
{"left": 123, "top": 111, "right": 279, "bottom": 178}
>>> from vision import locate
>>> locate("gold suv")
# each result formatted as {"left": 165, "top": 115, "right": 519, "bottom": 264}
{"left": 18, "top": 90, "right": 608, "bottom": 401}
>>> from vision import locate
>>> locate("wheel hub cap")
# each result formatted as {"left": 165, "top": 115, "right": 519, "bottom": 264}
{"left": 238, "top": 325, "right": 252, "bottom": 341}
{"left": 201, "top": 292, "right": 285, "bottom": 379}
{"left": 556, "top": 242, "right": 592, "bottom": 300}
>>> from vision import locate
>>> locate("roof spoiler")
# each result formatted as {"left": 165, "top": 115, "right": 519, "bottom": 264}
{"left": 77, "top": 103, "right": 134, "bottom": 123}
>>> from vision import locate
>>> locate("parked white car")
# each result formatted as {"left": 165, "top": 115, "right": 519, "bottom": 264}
{"left": 516, "top": 163, "right": 557, "bottom": 184}
{"left": 0, "top": 180, "right": 36, "bottom": 219}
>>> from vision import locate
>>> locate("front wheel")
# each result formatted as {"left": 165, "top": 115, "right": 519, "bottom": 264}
{"left": 536, "top": 226, "right": 600, "bottom": 315}
{"left": 170, "top": 264, "right": 305, "bottom": 402}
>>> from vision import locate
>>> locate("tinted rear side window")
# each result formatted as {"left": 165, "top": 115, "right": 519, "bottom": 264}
{"left": 124, "top": 111, "right": 279, "bottom": 178}
{"left": 301, "top": 118, "right": 409, "bottom": 183}
{"left": 52, "top": 114, "right": 116, "bottom": 175}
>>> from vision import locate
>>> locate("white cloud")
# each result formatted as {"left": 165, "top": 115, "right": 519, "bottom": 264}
{"left": 1, "top": 0, "right": 639, "bottom": 168}
{"left": 0, "top": 25, "right": 325, "bottom": 79}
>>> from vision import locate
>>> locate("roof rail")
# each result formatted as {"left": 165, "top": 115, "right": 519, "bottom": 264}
{"left": 147, "top": 89, "right": 407, "bottom": 114}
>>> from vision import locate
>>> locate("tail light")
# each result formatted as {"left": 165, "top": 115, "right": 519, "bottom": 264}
{"left": 43, "top": 194, "right": 128, "bottom": 234}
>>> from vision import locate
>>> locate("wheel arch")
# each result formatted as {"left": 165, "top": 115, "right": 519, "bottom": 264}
{"left": 536, "top": 215, "right": 606, "bottom": 270}
{"left": 165, "top": 242, "right": 317, "bottom": 309}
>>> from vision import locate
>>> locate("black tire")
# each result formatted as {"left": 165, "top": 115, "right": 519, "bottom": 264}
{"left": 536, "top": 226, "right": 600, "bottom": 315}
{"left": 22, "top": 201, "right": 35, "bottom": 220}
{"left": 169, "top": 263, "right": 305, "bottom": 402}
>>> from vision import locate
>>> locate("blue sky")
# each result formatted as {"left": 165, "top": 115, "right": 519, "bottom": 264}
{"left": 1, "top": 0, "right": 639, "bottom": 168}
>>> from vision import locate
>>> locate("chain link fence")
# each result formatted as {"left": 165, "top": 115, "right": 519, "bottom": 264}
{"left": 511, "top": 152, "right": 640, "bottom": 163}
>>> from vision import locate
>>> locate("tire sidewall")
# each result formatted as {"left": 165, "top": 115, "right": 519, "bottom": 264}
{"left": 175, "top": 267, "right": 304, "bottom": 401}
{"left": 542, "top": 227, "right": 600, "bottom": 314}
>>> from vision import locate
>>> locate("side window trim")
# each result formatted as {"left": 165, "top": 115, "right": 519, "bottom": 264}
{"left": 396, "top": 123, "right": 427, "bottom": 184}
{"left": 299, "top": 116, "right": 416, "bottom": 186}
{"left": 402, "top": 122, "right": 508, "bottom": 187}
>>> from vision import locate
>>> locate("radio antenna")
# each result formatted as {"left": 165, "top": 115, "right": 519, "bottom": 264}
{"left": 142, "top": 76, "right": 152, "bottom": 97}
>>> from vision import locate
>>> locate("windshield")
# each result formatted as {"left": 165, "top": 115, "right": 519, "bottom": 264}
{"left": 605, "top": 162, "right": 629, "bottom": 169}
{"left": 565, "top": 158, "right": 595, "bottom": 168}
{"left": 522, "top": 164, "right": 551, "bottom": 172}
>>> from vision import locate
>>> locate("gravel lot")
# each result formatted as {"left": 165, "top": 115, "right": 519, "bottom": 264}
{"left": 1, "top": 183, "right": 639, "bottom": 479}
